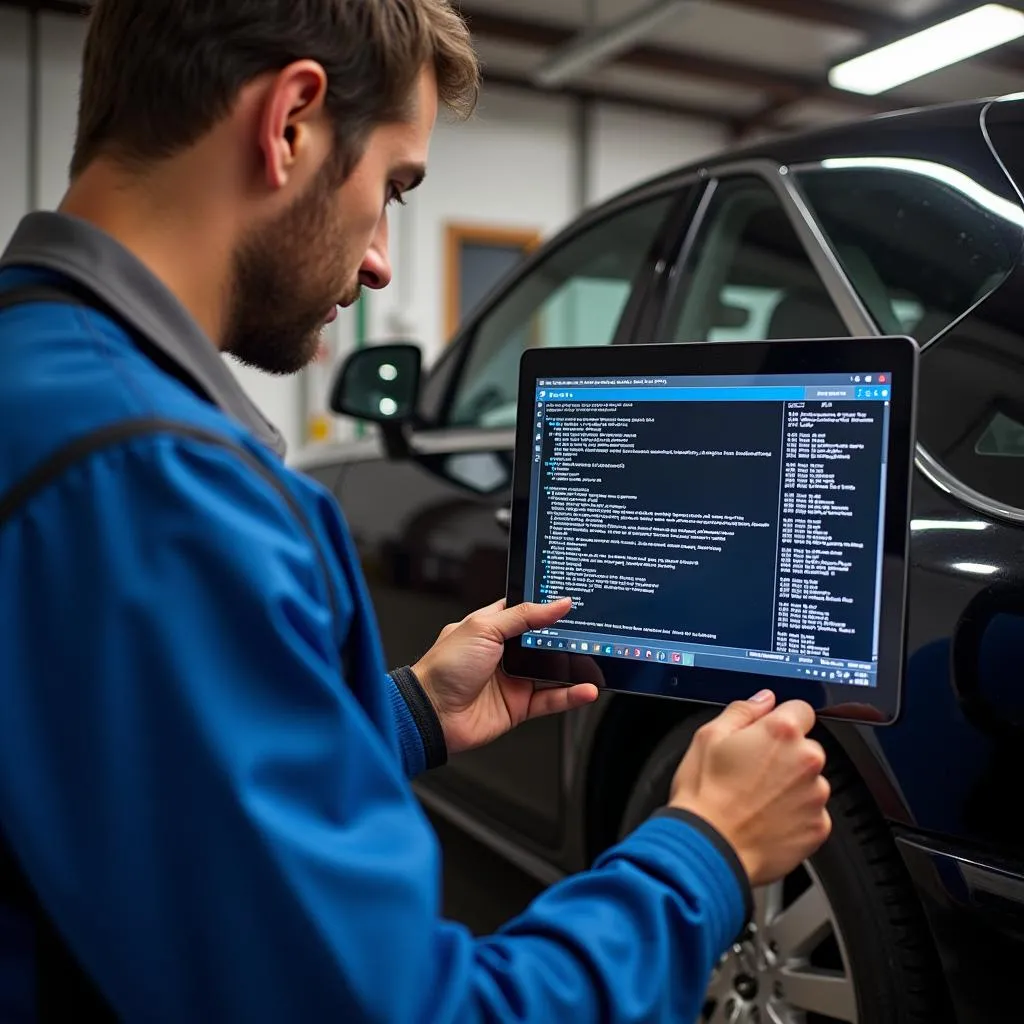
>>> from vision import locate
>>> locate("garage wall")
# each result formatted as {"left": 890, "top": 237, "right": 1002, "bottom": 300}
{"left": 588, "top": 105, "right": 726, "bottom": 205}
{"left": 364, "top": 88, "right": 578, "bottom": 359}
{"left": 0, "top": 11, "right": 729, "bottom": 451}
{"left": 0, "top": 8, "right": 29, "bottom": 245}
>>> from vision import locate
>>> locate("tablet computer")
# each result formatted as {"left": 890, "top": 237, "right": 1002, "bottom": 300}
{"left": 502, "top": 337, "right": 919, "bottom": 725}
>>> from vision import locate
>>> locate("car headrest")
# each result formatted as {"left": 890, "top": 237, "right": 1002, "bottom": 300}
{"left": 768, "top": 289, "right": 849, "bottom": 340}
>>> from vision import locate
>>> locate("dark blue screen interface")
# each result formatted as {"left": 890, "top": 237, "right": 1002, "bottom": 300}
{"left": 522, "top": 371, "right": 893, "bottom": 687}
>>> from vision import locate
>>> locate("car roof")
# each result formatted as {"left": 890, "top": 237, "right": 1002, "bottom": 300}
{"left": 608, "top": 94, "right": 1023, "bottom": 204}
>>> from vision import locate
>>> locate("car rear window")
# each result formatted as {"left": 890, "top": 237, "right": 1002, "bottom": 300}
{"left": 799, "top": 159, "right": 1024, "bottom": 518}
{"left": 796, "top": 161, "right": 1020, "bottom": 344}
{"left": 916, "top": 262, "right": 1024, "bottom": 516}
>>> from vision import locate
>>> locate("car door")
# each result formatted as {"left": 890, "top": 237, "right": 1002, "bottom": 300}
{"left": 334, "top": 188, "right": 684, "bottom": 846}
{"left": 656, "top": 161, "right": 1024, "bottom": 841}
{"left": 649, "top": 168, "right": 866, "bottom": 348}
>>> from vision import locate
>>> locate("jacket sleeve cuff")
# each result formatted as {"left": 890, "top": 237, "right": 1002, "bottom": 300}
{"left": 387, "top": 666, "right": 447, "bottom": 774}
{"left": 650, "top": 807, "right": 753, "bottom": 937}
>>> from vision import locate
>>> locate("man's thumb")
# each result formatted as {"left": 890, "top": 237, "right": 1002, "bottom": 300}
{"left": 713, "top": 689, "right": 777, "bottom": 735}
{"left": 489, "top": 597, "right": 572, "bottom": 640}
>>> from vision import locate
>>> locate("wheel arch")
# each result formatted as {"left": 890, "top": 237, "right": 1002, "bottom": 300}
{"left": 580, "top": 693, "right": 703, "bottom": 865}
{"left": 580, "top": 697, "right": 911, "bottom": 866}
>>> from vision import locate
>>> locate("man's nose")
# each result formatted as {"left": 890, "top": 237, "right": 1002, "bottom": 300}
{"left": 359, "top": 219, "right": 392, "bottom": 290}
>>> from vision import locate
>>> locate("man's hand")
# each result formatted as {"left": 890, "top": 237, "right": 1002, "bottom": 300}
{"left": 412, "top": 597, "right": 599, "bottom": 755}
{"left": 669, "top": 692, "right": 832, "bottom": 887}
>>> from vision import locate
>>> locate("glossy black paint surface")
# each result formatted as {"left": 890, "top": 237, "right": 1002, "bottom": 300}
{"left": 297, "top": 97, "right": 1024, "bottom": 1020}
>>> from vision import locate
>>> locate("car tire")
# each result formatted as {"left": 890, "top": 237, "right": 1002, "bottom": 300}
{"left": 618, "top": 713, "right": 953, "bottom": 1024}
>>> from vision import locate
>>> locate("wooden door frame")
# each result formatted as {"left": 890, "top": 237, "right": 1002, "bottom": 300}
{"left": 444, "top": 222, "right": 542, "bottom": 341}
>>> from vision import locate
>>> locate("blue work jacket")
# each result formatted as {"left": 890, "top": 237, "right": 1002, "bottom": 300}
{"left": 0, "top": 212, "right": 748, "bottom": 1022}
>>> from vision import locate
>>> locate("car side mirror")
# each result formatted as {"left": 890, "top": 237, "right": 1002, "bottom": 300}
{"left": 330, "top": 342, "right": 422, "bottom": 423}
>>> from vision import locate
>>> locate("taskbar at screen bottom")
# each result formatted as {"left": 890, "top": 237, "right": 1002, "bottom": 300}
{"left": 522, "top": 630, "right": 877, "bottom": 687}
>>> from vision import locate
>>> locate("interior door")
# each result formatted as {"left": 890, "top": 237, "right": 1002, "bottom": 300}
{"left": 335, "top": 191, "right": 680, "bottom": 847}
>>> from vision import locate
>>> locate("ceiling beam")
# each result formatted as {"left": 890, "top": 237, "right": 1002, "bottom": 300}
{"left": 0, "top": 0, "right": 949, "bottom": 129}
{"left": 464, "top": 10, "right": 794, "bottom": 98}
{"left": 732, "top": 98, "right": 790, "bottom": 140}
{"left": 463, "top": 8, "right": 897, "bottom": 116}
{"left": 483, "top": 69, "right": 742, "bottom": 132}
{"left": 718, "top": 0, "right": 897, "bottom": 35}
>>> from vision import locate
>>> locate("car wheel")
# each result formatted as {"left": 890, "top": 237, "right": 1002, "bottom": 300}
{"left": 618, "top": 713, "right": 952, "bottom": 1024}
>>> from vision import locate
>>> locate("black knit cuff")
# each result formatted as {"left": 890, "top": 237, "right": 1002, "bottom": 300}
{"left": 651, "top": 807, "right": 753, "bottom": 936}
{"left": 390, "top": 665, "right": 448, "bottom": 770}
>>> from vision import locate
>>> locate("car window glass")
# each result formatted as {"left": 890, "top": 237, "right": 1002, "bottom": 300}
{"left": 797, "top": 162, "right": 1021, "bottom": 343}
{"left": 917, "top": 260, "right": 1024, "bottom": 514}
{"left": 796, "top": 160, "right": 1024, "bottom": 515}
{"left": 975, "top": 410, "right": 1024, "bottom": 457}
{"left": 445, "top": 195, "right": 674, "bottom": 429}
{"left": 662, "top": 175, "right": 847, "bottom": 344}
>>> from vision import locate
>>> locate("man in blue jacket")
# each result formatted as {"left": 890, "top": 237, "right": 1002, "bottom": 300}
{"left": 0, "top": 1, "right": 832, "bottom": 1020}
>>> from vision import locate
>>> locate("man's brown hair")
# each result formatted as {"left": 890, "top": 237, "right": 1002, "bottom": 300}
{"left": 71, "top": 0, "right": 480, "bottom": 178}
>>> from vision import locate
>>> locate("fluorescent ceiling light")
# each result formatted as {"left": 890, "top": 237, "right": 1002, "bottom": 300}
{"left": 820, "top": 156, "right": 1024, "bottom": 228}
{"left": 533, "top": 0, "right": 692, "bottom": 88}
{"left": 829, "top": 4, "right": 1024, "bottom": 96}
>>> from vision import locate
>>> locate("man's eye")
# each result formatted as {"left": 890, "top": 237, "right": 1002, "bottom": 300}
{"left": 386, "top": 183, "right": 406, "bottom": 207}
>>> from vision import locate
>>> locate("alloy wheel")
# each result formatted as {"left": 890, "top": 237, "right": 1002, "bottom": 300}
{"left": 702, "top": 861, "right": 858, "bottom": 1024}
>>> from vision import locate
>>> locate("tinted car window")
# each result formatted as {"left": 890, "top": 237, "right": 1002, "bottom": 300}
{"left": 797, "top": 162, "right": 1020, "bottom": 342}
{"left": 798, "top": 159, "right": 1024, "bottom": 515}
{"left": 663, "top": 175, "right": 846, "bottom": 344}
{"left": 917, "top": 262, "right": 1024, "bottom": 514}
{"left": 445, "top": 195, "right": 674, "bottom": 430}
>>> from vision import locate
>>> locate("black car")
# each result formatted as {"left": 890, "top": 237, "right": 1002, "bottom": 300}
{"left": 296, "top": 95, "right": 1024, "bottom": 1023}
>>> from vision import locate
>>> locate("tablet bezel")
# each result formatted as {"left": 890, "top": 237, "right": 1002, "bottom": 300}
{"left": 502, "top": 337, "right": 919, "bottom": 725}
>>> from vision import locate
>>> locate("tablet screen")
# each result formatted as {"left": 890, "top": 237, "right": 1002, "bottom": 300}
{"left": 520, "top": 369, "right": 896, "bottom": 690}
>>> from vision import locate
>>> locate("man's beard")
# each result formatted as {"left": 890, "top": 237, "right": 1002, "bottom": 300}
{"left": 225, "top": 159, "right": 358, "bottom": 376}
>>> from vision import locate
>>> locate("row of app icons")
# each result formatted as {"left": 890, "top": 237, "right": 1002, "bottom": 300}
{"left": 801, "top": 668, "right": 862, "bottom": 681}
{"left": 855, "top": 386, "right": 890, "bottom": 400}
{"left": 524, "top": 635, "right": 695, "bottom": 665}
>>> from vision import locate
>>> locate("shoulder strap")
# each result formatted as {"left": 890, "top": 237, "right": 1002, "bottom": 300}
{"left": 0, "top": 405, "right": 342, "bottom": 1019}
{"left": 0, "top": 282, "right": 91, "bottom": 312}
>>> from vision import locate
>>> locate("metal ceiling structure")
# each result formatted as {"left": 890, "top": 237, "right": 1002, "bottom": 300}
{"left": 3, "top": 0, "right": 1023, "bottom": 137}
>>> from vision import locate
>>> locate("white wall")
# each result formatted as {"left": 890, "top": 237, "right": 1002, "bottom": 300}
{"left": 0, "top": 8, "right": 28, "bottom": 244}
{"left": 365, "top": 89, "right": 729, "bottom": 367}
{"left": 0, "top": 12, "right": 729, "bottom": 451}
{"left": 588, "top": 105, "right": 727, "bottom": 206}
{"left": 366, "top": 88, "right": 577, "bottom": 361}
{"left": 37, "top": 13, "right": 82, "bottom": 211}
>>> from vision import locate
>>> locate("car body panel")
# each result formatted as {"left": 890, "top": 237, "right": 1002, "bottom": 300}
{"left": 293, "top": 95, "right": 1024, "bottom": 1021}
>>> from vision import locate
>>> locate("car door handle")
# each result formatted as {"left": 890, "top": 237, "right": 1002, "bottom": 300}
{"left": 494, "top": 506, "right": 511, "bottom": 529}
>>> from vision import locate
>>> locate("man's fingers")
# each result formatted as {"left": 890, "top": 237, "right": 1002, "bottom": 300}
{"left": 487, "top": 598, "right": 573, "bottom": 641}
{"left": 708, "top": 689, "right": 778, "bottom": 737}
{"left": 765, "top": 699, "right": 817, "bottom": 740}
{"left": 527, "top": 682, "right": 599, "bottom": 720}
{"left": 470, "top": 598, "right": 507, "bottom": 620}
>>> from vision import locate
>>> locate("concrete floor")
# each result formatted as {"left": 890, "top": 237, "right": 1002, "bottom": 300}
{"left": 428, "top": 810, "right": 544, "bottom": 935}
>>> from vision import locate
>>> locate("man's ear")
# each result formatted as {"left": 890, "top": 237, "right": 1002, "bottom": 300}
{"left": 257, "top": 60, "right": 329, "bottom": 191}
